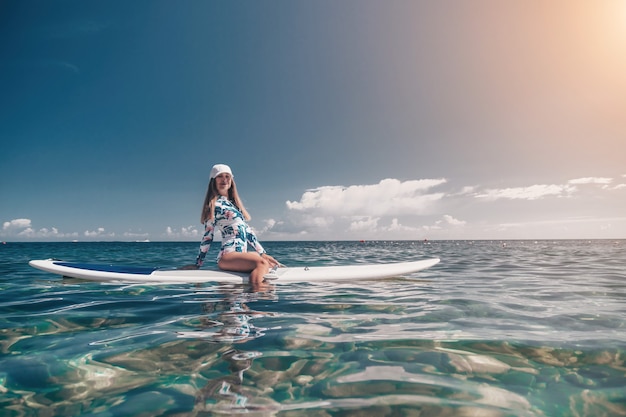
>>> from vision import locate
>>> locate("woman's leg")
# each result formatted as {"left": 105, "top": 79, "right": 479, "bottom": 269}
{"left": 218, "top": 252, "right": 270, "bottom": 285}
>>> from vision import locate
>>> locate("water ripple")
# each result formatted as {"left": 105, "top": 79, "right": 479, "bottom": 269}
{"left": 1, "top": 240, "right": 624, "bottom": 416}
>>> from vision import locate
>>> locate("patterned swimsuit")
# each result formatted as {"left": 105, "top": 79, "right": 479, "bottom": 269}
{"left": 195, "top": 196, "right": 265, "bottom": 267}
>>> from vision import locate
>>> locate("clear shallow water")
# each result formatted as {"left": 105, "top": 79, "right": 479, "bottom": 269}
{"left": 1, "top": 240, "right": 625, "bottom": 416}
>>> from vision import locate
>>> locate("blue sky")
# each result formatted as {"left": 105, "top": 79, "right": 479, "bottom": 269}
{"left": 1, "top": 0, "right": 625, "bottom": 242}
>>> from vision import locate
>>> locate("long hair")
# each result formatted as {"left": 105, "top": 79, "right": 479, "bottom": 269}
{"left": 200, "top": 177, "right": 251, "bottom": 224}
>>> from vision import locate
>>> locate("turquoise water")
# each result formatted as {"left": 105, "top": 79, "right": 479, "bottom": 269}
{"left": 1, "top": 240, "right": 625, "bottom": 416}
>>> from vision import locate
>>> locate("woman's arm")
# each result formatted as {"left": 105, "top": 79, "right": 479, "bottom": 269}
{"left": 246, "top": 224, "right": 280, "bottom": 267}
{"left": 195, "top": 222, "right": 215, "bottom": 267}
{"left": 245, "top": 223, "right": 265, "bottom": 255}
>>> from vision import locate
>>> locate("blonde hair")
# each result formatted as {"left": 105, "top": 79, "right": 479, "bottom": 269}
{"left": 200, "top": 177, "right": 251, "bottom": 224}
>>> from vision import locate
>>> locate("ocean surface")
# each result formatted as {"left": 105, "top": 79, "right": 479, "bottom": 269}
{"left": 1, "top": 240, "right": 624, "bottom": 417}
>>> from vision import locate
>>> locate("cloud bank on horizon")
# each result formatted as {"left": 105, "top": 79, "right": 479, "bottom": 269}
{"left": 3, "top": 174, "right": 625, "bottom": 242}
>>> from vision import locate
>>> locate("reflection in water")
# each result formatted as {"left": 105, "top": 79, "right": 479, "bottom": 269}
{"left": 178, "top": 287, "right": 282, "bottom": 414}
{"left": 194, "top": 349, "right": 271, "bottom": 414}
{"left": 177, "top": 286, "right": 277, "bottom": 343}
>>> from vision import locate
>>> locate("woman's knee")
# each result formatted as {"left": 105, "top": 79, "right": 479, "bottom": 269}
{"left": 256, "top": 257, "right": 270, "bottom": 269}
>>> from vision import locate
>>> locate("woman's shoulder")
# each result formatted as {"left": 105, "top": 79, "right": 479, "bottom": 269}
{"left": 215, "top": 196, "right": 235, "bottom": 210}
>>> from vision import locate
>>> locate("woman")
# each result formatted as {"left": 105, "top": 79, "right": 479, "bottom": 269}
{"left": 195, "top": 164, "right": 279, "bottom": 286}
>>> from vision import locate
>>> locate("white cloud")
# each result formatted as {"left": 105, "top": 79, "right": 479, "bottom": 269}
{"left": 264, "top": 219, "right": 277, "bottom": 229}
{"left": 443, "top": 214, "right": 466, "bottom": 226}
{"left": 3, "top": 221, "right": 79, "bottom": 240}
{"left": 84, "top": 227, "right": 114, "bottom": 238}
{"left": 2, "top": 218, "right": 78, "bottom": 239}
{"left": 458, "top": 186, "right": 477, "bottom": 195}
{"left": 257, "top": 218, "right": 282, "bottom": 235}
{"left": 301, "top": 216, "right": 335, "bottom": 229}
{"left": 474, "top": 176, "right": 625, "bottom": 202}
{"left": 384, "top": 218, "right": 422, "bottom": 234}
{"left": 286, "top": 178, "right": 447, "bottom": 216}
{"left": 388, "top": 218, "right": 402, "bottom": 231}
{"left": 3, "top": 218, "right": 32, "bottom": 230}
{"left": 17, "top": 227, "right": 35, "bottom": 237}
{"left": 568, "top": 177, "right": 612, "bottom": 185}
{"left": 277, "top": 178, "right": 450, "bottom": 239}
{"left": 475, "top": 184, "right": 576, "bottom": 201}
{"left": 84, "top": 227, "right": 104, "bottom": 237}
{"left": 165, "top": 225, "right": 200, "bottom": 239}
{"left": 419, "top": 215, "right": 466, "bottom": 234}
{"left": 349, "top": 216, "right": 379, "bottom": 232}
{"left": 568, "top": 176, "right": 626, "bottom": 191}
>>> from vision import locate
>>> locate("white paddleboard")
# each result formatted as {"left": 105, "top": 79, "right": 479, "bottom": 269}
{"left": 29, "top": 258, "right": 440, "bottom": 284}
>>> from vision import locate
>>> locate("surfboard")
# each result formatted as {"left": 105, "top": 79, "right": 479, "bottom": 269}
{"left": 29, "top": 258, "right": 440, "bottom": 284}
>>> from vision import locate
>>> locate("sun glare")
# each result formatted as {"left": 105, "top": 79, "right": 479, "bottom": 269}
{"left": 610, "top": 0, "right": 626, "bottom": 39}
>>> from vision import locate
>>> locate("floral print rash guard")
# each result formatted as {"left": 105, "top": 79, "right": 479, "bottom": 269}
{"left": 195, "top": 196, "right": 265, "bottom": 267}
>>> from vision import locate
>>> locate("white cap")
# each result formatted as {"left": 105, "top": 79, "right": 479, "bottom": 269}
{"left": 210, "top": 164, "right": 233, "bottom": 179}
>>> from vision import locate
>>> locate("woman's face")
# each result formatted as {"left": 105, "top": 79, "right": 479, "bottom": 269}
{"left": 215, "top": 173, "right": 232, "bottom": 196}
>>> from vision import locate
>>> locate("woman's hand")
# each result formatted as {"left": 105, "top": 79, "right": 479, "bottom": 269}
{"left": 260, "top": 252, "right": 280, "bottom": 268}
